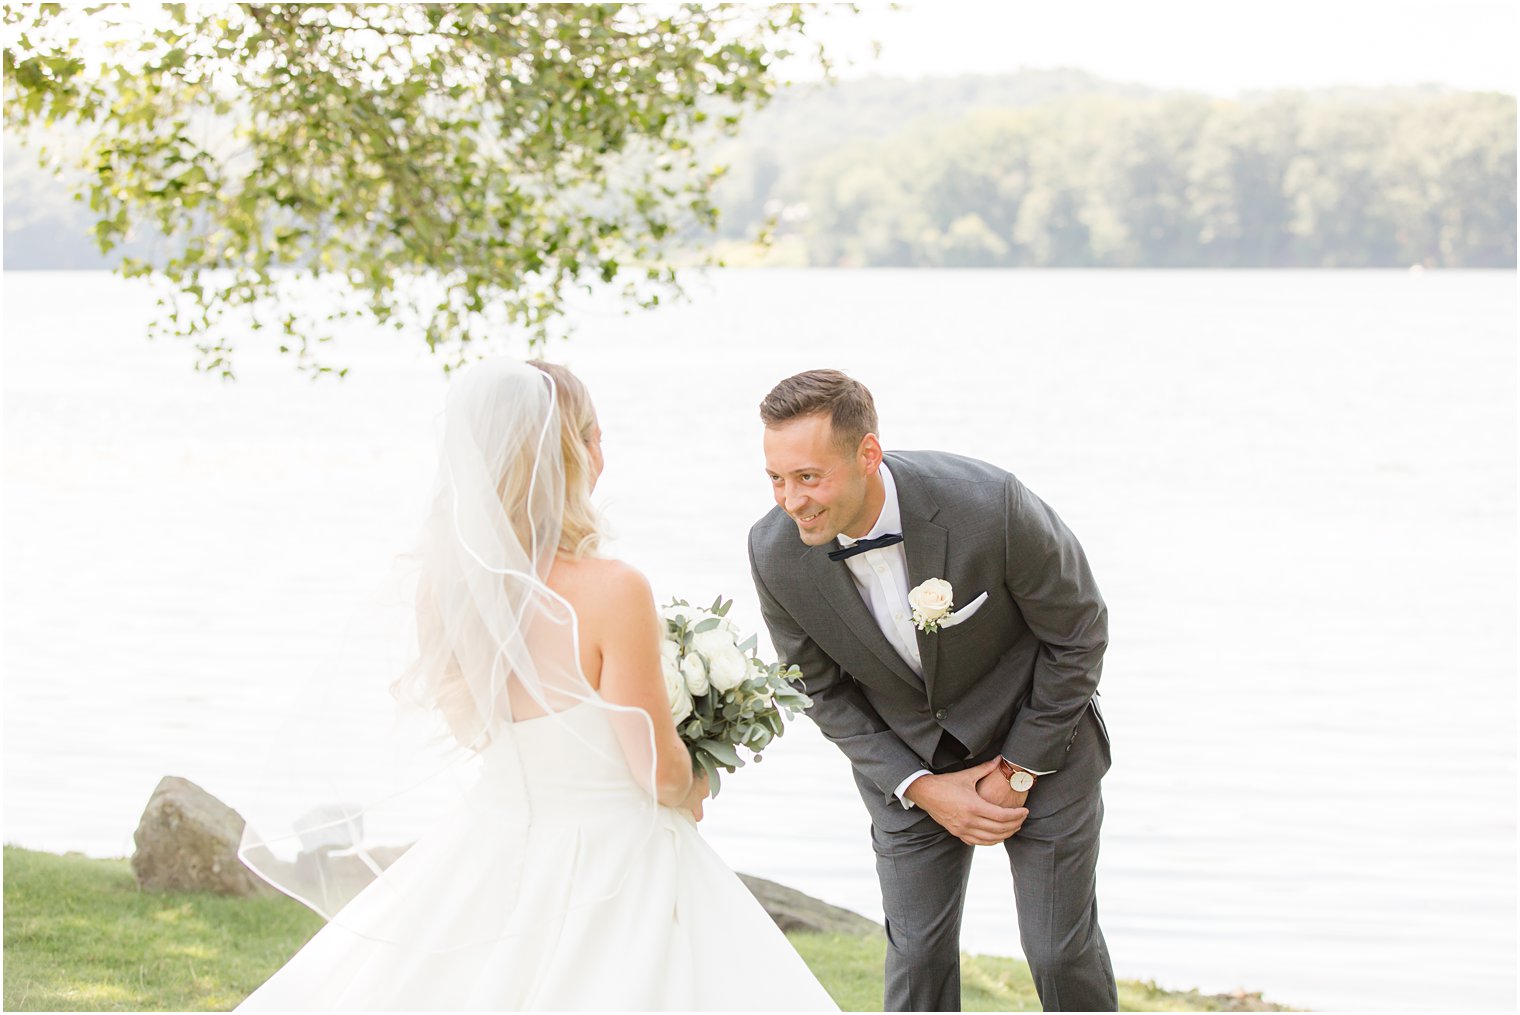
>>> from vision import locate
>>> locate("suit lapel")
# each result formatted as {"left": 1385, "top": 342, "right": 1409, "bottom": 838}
{"left": 804, "top": 545, "right": 923, "bottom": 691}
{"left": 889, "top": 456, "right": 949, "bottom": 703}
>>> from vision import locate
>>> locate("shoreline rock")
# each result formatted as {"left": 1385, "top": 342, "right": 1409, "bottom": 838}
{"left": 738, "top": 872, "right": 883, "bottom": 937}
{"left": 131, "top": 776, "right": 274, "bottom": 897}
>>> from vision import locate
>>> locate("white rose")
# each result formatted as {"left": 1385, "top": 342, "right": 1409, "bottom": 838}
{"left": 690, "top": 626, "right": 738, "bottom": 656}
{"left": 692, "top": 629, "right": 748, "bottom": 692}
{"left": 680, "top": 651, "right": 710, "bottom": 697}
{"left": 907, "top": 578, "right": 954, "bottom": 621}
{"left": 709, "top": 649, "right": 749, "bottom": 693}
{"left": 663, "top": 651, "right": 693, "bottom": 722}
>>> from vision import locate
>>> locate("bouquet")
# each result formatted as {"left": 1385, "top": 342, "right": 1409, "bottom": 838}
{"left": 661, "top": 596, "right": 810, "bottom": 796}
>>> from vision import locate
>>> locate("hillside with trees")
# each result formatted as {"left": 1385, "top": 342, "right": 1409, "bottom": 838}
{"left": 708, "top": 74, "right": 1516, "bottom": 268}
{"left": 8, "top": 71, "right": 1515, "bottom": 272}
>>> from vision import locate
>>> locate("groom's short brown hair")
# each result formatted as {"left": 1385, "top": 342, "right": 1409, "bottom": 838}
{"left": 759, "top": 370, "right": 879, "bottom": 451}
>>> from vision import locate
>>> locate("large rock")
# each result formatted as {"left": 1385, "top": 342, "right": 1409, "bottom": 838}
{"left": 131, "top": 775, "right": 272, "bottom": 896}
{"left": 739, "top": 872, "right": 883, "bottom": 938}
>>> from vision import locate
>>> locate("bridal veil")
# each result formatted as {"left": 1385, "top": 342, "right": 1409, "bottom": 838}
{"left": 236, "top": 357, "right": 658, "bottom": 949}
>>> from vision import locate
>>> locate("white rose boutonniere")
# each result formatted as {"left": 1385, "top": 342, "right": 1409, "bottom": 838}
{"left": 908, "top": 577, "right": 955, "bottom": 633}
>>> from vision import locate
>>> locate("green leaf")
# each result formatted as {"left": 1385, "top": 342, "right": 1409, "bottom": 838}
{"left": 695, "top": 739, "right": 742, "bottom": 769}
{"left": 696, "top": 752, "right": 723, "bottom": 798}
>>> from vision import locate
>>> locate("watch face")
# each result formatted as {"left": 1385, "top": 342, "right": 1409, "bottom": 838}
{"left": 1009, "top": 771, "right": 1035, "bottom": 792}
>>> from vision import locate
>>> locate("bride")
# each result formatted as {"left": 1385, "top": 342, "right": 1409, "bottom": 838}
{"left": 235, "top": 358, "right": 838, "bottom": 1011}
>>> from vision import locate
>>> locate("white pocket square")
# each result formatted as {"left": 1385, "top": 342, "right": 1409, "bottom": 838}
{"left": 937, "top": 591, "right": 989, "bottom": 629}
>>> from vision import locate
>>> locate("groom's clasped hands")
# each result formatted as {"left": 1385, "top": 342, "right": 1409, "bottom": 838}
{"left": 902, "top": 758, "right": 1030, "bottom": 846}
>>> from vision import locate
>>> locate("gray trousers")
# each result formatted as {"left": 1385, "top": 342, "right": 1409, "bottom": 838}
{"left": 871, "top": 704, "right": 1116, "bottom": 1012}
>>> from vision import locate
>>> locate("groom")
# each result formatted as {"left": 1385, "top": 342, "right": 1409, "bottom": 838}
{"left": 748, "top": 370, "right": 1116, "bottom": 1012}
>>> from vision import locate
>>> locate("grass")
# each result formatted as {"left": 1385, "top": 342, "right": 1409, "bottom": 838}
{"left": 4, "top": 847, "right": 322, "bottom": 1011}
{"left": 5, "top": 846, "right": 1279, "bottom": 1011}
{"left": 789, "top": 934, "right": 1285, "bottom": 1013}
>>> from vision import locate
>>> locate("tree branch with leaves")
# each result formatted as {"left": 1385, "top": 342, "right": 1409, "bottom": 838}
{"left": 3, "top": 3, "right": 838, "bottom": 377}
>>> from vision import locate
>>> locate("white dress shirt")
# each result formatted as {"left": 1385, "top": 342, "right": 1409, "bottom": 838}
{"left": 837, "top": 464, "right": 924, "bottom": 677}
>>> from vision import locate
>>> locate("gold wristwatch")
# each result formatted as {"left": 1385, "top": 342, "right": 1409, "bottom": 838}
{"left": 997, "top": 756, "right": 1035, "bottom": 792}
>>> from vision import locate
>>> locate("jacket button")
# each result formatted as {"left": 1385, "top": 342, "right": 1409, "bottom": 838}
{"left": 934, "top": 708, "right": 947, "bottom": 720}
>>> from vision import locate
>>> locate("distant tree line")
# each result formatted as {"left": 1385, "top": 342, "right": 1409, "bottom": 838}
{"left": 715, "top": 84, "right": 1516, "bottom": 268}
{"left": 8, "top": 70, "right": 1516, "bottom": 274}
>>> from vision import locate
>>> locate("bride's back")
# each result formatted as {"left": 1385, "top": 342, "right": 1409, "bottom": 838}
{"left": 508, "top": 552, "right": 651, "bottom": 721}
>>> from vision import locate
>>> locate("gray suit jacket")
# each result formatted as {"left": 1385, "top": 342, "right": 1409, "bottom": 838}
{"left": 749, "top": 450, "right": 1108, "bottom": 833}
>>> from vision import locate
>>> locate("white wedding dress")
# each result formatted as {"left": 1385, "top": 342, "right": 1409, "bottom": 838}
{"left": 238, "top": 699, "right": 839, "bottom": 1011}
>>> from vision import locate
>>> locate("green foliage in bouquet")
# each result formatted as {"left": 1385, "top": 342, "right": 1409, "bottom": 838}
{"left": 663, "top": 596, "right": 809, "bottom": 797}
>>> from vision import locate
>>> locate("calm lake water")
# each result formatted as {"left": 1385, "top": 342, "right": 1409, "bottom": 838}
{"left": 3, "top": 269, "right": 1515, "bottom": 1010}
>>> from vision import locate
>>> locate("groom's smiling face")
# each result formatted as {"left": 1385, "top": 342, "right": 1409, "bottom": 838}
{"left": 763, "top": 413, "right": 884, "bottom": 547}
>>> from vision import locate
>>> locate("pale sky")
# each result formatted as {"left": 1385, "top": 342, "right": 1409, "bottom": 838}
{"left": 797, "top": 0, "right": 1519, "bottom": 95}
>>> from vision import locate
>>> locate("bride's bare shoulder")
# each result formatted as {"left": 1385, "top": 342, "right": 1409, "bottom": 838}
{"left": 550, "top": 555, "right": 655, "bottom": 614}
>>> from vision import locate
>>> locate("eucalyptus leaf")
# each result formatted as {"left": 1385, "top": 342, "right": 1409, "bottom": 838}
{"left": 695, "top": 739, "right": 742, "bottom": 768}
{"left": 696, "top": 751, "right": 722, "bottom": 799}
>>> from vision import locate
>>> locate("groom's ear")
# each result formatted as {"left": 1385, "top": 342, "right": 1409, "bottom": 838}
{"left": 859, "top": 433, "right": 883, "bottom": 473}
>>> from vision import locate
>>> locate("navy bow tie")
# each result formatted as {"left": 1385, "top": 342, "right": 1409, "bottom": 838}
{"left": 827, "top": 533, "right": 904, "bottom": 561}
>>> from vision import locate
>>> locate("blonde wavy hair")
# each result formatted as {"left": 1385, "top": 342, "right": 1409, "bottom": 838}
{"left": 529, "top": 360, "right": 602, "bottom": 558}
